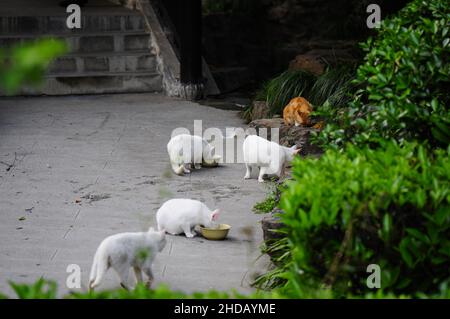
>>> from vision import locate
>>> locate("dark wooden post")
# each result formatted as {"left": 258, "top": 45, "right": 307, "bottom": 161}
{"left": 177, "top": 0, "right": 204, "bottom": 99}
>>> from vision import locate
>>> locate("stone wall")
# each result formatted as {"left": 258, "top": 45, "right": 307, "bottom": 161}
{"left": 202, "top": 0, "right": 409, "bottom": 87}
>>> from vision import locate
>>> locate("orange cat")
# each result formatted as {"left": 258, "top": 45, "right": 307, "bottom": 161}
{"left": 283, "top": 97, "right": 312, "bottom": 126}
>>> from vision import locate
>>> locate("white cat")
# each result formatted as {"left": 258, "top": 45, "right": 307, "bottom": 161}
{"left": 243, "top": 135, "right": 300, "bottom": 182}
{"left": 89, "top": 228, "right": 166, "bottom": 290}
{"left": 167, "top": 134, "right": 222, "bottom": 175}
{"left": 156, "top": 198, "right": 220, "bottom": 238}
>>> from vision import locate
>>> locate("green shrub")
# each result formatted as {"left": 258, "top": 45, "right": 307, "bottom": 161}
{"left": 69, "top": 284, "right": 253, "bottom": 299}
{"left": 317, "top": 0, "right": 450, "bottom": 149}
{"left": 9, "top": 278, "right": 58, "bottom": 299}
{"left": 2, "top": 279, "right": 276, "bottom": 299}
{"left": 278, "top": 142, "right": 450, "bottom": 297}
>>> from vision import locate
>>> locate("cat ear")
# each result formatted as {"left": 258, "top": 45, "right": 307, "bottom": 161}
{"left": 293, "top": 148, "right": 301, "bottom": 155}
{"left": 290, "top": 145, "right": 298, "bottom": 150}
{"left": 210, "top": 209, "right": 220, "bottom": 221}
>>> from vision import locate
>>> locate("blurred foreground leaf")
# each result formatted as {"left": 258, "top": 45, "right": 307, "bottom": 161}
{"left": 0, "top": 38, "right": 67, "bottom": 94}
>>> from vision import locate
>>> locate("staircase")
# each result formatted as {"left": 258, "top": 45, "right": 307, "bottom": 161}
{"left": 0, "top": 1, "right": 163, "bottom": 95}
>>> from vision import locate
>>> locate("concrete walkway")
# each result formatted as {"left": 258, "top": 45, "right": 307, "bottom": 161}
{"left": 0, "top": 93, "right": 270, "bottom": 297}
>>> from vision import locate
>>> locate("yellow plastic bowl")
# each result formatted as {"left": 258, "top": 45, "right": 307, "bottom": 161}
{"left": 200, "top": 224, "right": 231, "bottom": 240}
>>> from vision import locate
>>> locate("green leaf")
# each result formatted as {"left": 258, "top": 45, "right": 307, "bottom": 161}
{"left": 406, "top": 228, "right": 430, "bottom": 244}
{"left": 399, "top": 239, "right": 414, "bottom": 268}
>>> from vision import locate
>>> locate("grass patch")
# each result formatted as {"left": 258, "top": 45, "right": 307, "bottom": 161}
{"left": 252, "top": 181, "right": 285, "bottom": 214}
{"left": 253, "top": 237, "right": 291, "bottom": 290}
{"left": 309, "top": 67, "right": 354, "bottom": 107}
{"left": 253, "top": 67, "right": 355, "bottom": 119}
{"left": 252, "top": 195, "right": 277, "bottom": 214}
{"left": 264, "top": 70, "right": 316, "bottom": 116}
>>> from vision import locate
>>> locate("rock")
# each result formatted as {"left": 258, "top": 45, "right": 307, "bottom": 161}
{"left": 248, "top": 118, "right": 284, "bottom": 129}
{"left": 248, "top": 118, "right": 323, "bottom": 157}
{"left": 267, "top": 1, "right": 290, "bottom": 22}
{"left": 304, "top": 40, "right": 358, "bottom": 51}
{"left": 305, "top": 48, "right": 356, "bottom": 66}
{"left": 261, "top": 212, "right": 285, "bottom": 243}
{"left": 288, "top": 54, "right": 325, "bottom": 76}
{"left": 248, "top": 118, "right": 284, "bottom": 141}
{"left": 280, "top": 125, "right": 323, "bottom": 156}
{"left": 291, "top": 40, "right": 359, "bottom": 69}
{"left": 251, "top": 101, "right": 270, "bottom": 121}
{"left": 261, "top": 209, "right": 288, "bottom": 261}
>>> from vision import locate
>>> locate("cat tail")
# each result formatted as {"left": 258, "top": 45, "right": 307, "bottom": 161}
{"left": 89, "top": 245, "right": 108, "bottom": 290}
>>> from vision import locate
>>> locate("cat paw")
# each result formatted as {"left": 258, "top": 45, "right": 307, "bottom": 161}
{"left": 244, "top": 174, "right": 251, "bottom": 180}
{"left": 194, "top": 164, "right": 202, "bottom": 169}
{"left": 185, "top": 233, "right": 195, "bottom": 238}
{"left": 258, "top": 178, "right": 265, "bottom": 183}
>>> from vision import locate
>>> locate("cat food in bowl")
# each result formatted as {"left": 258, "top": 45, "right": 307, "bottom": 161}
{"left": 200, "top": 224, "right": 231, "bottom": 240}
{"left": 201, "top": 161, "right": 219, "bottom": 168}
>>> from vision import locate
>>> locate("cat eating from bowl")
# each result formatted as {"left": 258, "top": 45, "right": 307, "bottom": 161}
{"left": 156, "top": 199, "right": 220, "bottom": 238}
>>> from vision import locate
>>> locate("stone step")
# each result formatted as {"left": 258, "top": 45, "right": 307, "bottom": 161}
{"left": 0, "top": 14, "right": 146, "bottom": 35}
{"left": 12, "top": 72, "right": 163, "bottom": 96}
{"left": 49, "top": 50, "right": 157, "bottom": 74}
{"left": 0, "top": 31, "right": 151, "bottom": 54}
{"left": 0, "top": 2, "right": 163, "bottom": 96}
{"left": 0, "top": 0, "right": 135, "bottom": 17}
{"left": 44, "top": 70, "right": 159, "bottom": 78}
